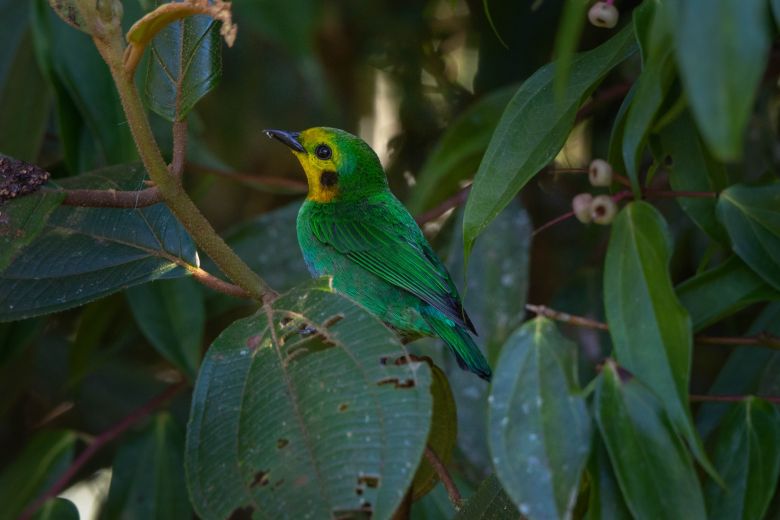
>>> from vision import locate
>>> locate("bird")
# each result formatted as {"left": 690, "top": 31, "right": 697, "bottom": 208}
{"left": 264, "top": 127, "right": 491, "bottom": 380}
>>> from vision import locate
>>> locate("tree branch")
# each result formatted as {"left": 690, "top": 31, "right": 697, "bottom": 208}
{"left": 20, "top": 382, "right": 187, "bottom": 520}
{"left": 424, "top": 445, "right": 463, "bottom": 509}
{"left": 526, "top": 303, "right": 780, "bottom": 351}
{"left": 49, "top": 186, "right": 163, "bottom": 208}
{"left": 170, "top": 119, "right": 188, "bottom": 180}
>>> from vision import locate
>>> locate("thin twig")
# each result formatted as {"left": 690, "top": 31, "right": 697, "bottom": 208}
{"left": 415, "top": 185, "right": 471, "bottom": 225}
{"left": 170, "top": 120, "right": 188, "bottom": 179}
{"left": 690, "top": 394, "right": 780, "bottom": 404}
{"left": 187, "top": 266, "right": 251, "bottom": 299}
{"left": 20, "top": 382, "right": 187, "bottom": 520}
{"left": 532, "top": 210, "right": 576, "bottom": 237}
{"left": 526, "top": 303, "right": 780, "bottom": 351}
{"left": 424, "top": 445, "right": 463, "bottom": 509}
{"left": 50, "top": 187, "right": 163, "bottom": 208}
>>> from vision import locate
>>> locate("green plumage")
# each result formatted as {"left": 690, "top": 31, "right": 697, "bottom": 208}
{"left": 266, "top": 127, "right": 491, "bottom": 380}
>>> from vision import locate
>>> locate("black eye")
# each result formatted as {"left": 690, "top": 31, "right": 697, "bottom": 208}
{"left": 315, "top": 144, "right": 332, "bottom": 160}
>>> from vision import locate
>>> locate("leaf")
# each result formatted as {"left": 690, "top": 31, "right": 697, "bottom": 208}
{"left": 552, "top": 0, "right": 587, "bottom": 99}
{"left": 32, "top": 498, "right": 79, "bottom": 520}
{"left": 442, "top": 201, "right": 531, "bottom": 473}
{"left": 703, "top": 397, "right": 780, "bottom": 520}
{"left": 604, "top": 201, "right": 714, "bottom": 476}
{"left": 488, "top": 317, "right": 591, "bottom": 519}
{"left": 0, "top": 164, "right": 197, "bottom": 322}
{"left": 670, "top": 0, "right": 772, "bottom": 161}
{"left": 145, "top": 12, "right": 221, "bottom": 122}
{"left": 455, "top": 474, "right": 518, "bottom": 520}
{"left": 696, "top": 302, "right": 780, "bottom": 439}
{"left": 185, "top": 280, "right": 433, "bottom": 520}
{"left": 0, "top": 190, "right": 65, "bottom": 272}
{"left": 676, "top": 256, "right": 780, "bottom": 333}
{"left": 0, "top": 429, "right": 76, "bottom": 519}
{"left": 595, "top": 361, "right": 707, "bottom": 519}
{"left": 717, "top": 183, "right": 780, "bottom": 291}
{"left": 406, "top": 85, "right": 516, "bottom": 215}
{"left": 622, "top": 2, "right": 675, "bottom": 194}
{"left": 411, "top": 363, "right": 457, "bottom": 500}
{"left": 126, "top": 277, "right": 204, "bottom": 379}
{"left": 585, "top": 436, "right": 631, "bottom": 520}
{"left": 658, "top": 110, "right": 729, "bottom": 242}
{"left": 606, "top": 83, "right": 636, "bottom": 176}
{"left": 462, "top": 24, "right": 637, "bottom": 258}
{"left": 105, "top": 413, "right": 193, "bottom": 519}
{"left": 0, "top": 8, "right": 50, "bottom": 162}
{"left": 31, "top": 0, "right": 137, "bottom": 172}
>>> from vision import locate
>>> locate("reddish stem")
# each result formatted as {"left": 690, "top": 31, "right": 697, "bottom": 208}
{"left": 20, "top": 382, "right": 187, "bottom": 520}
{"left": 415, "top": 185, "right": 472, "bottom": 225}
{"left": 424, "top": 445, "right": 463, "bottom": 508}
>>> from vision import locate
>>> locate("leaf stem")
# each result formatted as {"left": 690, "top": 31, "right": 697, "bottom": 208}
{"left": 415, "top": 185, "right": 472, "bottom": 225}
{"left": 171, "top": 119, "right": 187, "bottom": 179}
{"left": 91, "top": 29, "right": 277, "bottom": 304}
{"left": 19, "top": 382, "right": 187, "bottom": 520}
{"left": 424, "top": 445, "right": 463, "bottom": 509}
{"left": 49, "top": 186, "right": 163, "bottom": 208}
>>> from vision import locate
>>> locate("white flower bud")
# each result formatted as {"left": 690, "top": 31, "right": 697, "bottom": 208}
{"left": 588, "top": 159, "right": 613, "bottom": 187}
{"left": 572, "top": 193, "right": 594, "bottom": 224}
{"left": 591, "top": 195, "right": 617, "bottom": 225}
{"left": 588, "top": 2, "right": 619, "bottom": 29}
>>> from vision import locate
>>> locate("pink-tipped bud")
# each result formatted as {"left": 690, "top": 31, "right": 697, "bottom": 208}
{"left": 591, "top": 195, "right": 617, "bottom": 225}
{"left": 572, "top": 193, "right": 594, "bottom": 224}
{"left": 588, "top": 159, "right": 613, "bottom": 187}
{"left": 588, "top": 2, "right": 619, "bottom": 29}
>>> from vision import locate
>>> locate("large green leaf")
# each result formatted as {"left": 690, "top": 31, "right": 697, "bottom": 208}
{"left": 585, "top": 436, "right": 631, "bottom": 520}
{"left": 462, "top": 24, "right": 636, "bottom": 258}
{"left": 0, "top": 429, "right": 76, "bottom": 519}
{"left": 31, "top": 0, "right": 137, "bottom": 172}
{"left": 703, "top": 397, "right": 780, "bottom": 520}
{"left": 145, "top": 12, "right": 222, "bottom": 122}
{"left": 488, "top": 317, "right": 591, "bottom": 519}
{"left": 551, "top": 0, "right": 587, "bottom": 100}
{"left": 658, "top": 111, "right": 729, "bottom": 243}
{"left": 105, "top": 413, "right": 192, "bottom": 519}
{"left": 0, "top": 164, "right": 197, "bottom": 321}
{"left": 442, "top": 201, "right": 531, "bottom": 473}
{"left": 455, "top": 474, "right": 518, "bottom": 520}
{"left": 0, "top": 189, "right": 64, "bottom": 272}
{"left": 595, "top": 361, "right": 707, "bottom": 519}
{"left": 406, "top": 85, "right": 516, "bottom": 215}
{"left": 670, "top": 0, "right": 772, "bottom": 161}
{"left": 604, "top": 201, "right": 713, "bottom": 475}
{"left": 717, "top": 183, "right": 780, "bottom": 291}
{"left": 126, "top": 277, "right": 205, "bottom": 379}
{"left": 622, "top": 1, "right": 675, "bottom": 194}
{"left": 185, "top": 280, "right": 433, "bottom": 520}
{"left": 677, "top": 256, "right": 780, "bottom": 332}
{"left": 32, "top": 498, "right": 79, "bottom": 520}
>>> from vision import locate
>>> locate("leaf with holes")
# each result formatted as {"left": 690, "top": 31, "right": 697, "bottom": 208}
{"left": 717, "top": 183, "right": 780, "bottom": 291}
{"left": 185, "top": 280, "right": 432, "bottom": 520}
{"left": 0, "top": 164, "right": 197, "bottom": 321}
{"left": 488, "top": 317, "right": 591, "bottom": 519}
{"left": 145, "top": 11, "right": 221, "bottom": 122}
{"left": 462, "top": 23, "right": 636, "bottom": 259}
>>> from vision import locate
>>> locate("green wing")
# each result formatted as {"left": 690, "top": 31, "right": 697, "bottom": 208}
{"left": 307, "top": 199, "right": 476, "bottom": 334}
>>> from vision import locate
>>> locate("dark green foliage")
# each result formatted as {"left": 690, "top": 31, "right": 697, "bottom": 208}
{"left": 2, "top": 1, "right": 780, "bottom": 518}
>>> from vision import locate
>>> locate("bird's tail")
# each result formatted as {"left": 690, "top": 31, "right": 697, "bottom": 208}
{"left": 423, "top": 309, "right": 492, "bottom": 381}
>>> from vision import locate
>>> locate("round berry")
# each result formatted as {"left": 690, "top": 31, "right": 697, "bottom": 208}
{"left": 588, "top": 2, "right": 619, "bottom": 29}
{"left": 588, "top": 159, "right": 613, "bottom": 187}
{"left": 572, "top": 193, "right": 594, "bottom": 224}
{"left": 591, "top": 195, "right": 617, "bottom": 225}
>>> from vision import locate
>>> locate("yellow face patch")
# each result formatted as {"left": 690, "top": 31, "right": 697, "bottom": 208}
{"left": 292, "top": 128, "right": 343, "bottom": 203}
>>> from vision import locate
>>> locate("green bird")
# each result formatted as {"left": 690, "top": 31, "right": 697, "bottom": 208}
{"left": 265, "top": 127, "right": 491, "bottom": 380}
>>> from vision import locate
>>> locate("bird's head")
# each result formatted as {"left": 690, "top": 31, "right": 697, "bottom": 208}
{"left": 264, "top": 127, "right": 388, "bottom": 203}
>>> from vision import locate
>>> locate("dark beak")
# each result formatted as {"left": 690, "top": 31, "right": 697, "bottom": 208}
{"left": 263, "top": 129, "right": 305, "bottom": 153}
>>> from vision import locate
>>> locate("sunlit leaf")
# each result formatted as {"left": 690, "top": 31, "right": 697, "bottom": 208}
{"left": 185, "top": 280, "right": 432, "bottom": 520}
{"left": 717, "top": 183, "right": 780, "bottom": 291}
{"left": 0, "top": 429, "right": 76, "bottom": 519}
{"left": 604, "top": 201, "right": 714, "bottom": 476}
{"left": 488, "top": 317, "right": 591, "bottom": 519}
{"left": 703, "top": 397, "right": 780, "bottom": 520}
{"left": 670, "top": 0, "right": 772, "bottom": 161}
{"left": 105, "top": 413, "right": 192, "bottom": 519}
{"left": 126, "top": 277, "right": 205, "bottom": 379}
{"left": 595, "top": 361, "right": 707, "bottom": 519}
{"left": 145, "top": 12, "right": 221, "bottom": 121}
{"left": 463, "top": 23, "right": 636, "bottom": 258}
{"left": 0, "top": 164, "right": 197, "bottom": 321}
